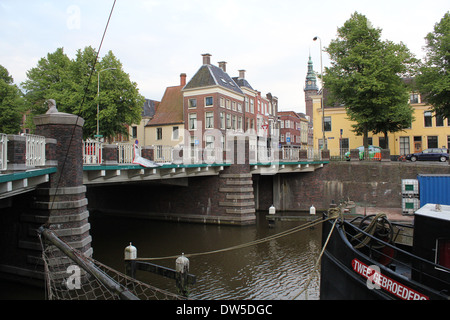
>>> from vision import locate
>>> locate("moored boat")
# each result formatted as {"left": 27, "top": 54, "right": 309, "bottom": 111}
{"left": 320, "top": 203, "right": 450, "bottom": 300}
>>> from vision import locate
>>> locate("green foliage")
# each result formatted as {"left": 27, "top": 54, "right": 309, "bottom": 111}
{"left": 416, "top": 11, "right": 450, "bottom": 119}
{"left": 22, "top": 47, "right": 144, "bottom": 140}
{"left": 0, "top": 65, "right": 25, "bottom": 134}
{"left": 323, "top": 12, "right": 416, "bottom": 149}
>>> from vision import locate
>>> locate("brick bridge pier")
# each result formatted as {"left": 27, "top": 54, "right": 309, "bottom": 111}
{"left": 0, "top": 110, "right": 91, "bottom": 285}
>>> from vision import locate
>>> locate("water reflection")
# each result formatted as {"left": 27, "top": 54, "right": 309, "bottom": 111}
{"left": 90, "top": 211, "right": 322, "bottom": 300}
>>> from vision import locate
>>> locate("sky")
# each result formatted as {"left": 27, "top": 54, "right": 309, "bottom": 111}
{"left": 1, "top": 0, "right": 449, "bottom": 114}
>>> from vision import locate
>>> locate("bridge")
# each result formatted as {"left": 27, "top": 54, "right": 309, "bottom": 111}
{"left": 1, "top": 129, "right": 328, "bottom": 196}
{"left": 0, "top": 110, "right": 329, "bottom": 286}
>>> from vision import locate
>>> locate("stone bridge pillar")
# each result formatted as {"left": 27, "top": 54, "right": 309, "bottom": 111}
{"left": 217, "top": 136, "right": 256, "bottom": 225}
{"left": 32, "top": 110, "right": 92, "bottom": 256}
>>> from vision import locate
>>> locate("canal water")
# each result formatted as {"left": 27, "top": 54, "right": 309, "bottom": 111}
{"left": 0, "top": 211, "right": 323, "bottom": 300}
{"left": 89, "top": 211, "right": 322, "bottom": 300}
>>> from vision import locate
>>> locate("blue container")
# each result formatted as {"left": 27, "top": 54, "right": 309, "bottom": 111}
{"left": 417, "top": 174, "right": 450, "bottom": 206}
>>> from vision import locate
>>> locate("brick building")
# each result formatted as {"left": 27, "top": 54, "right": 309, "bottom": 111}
{"left": 181, "top": 53, "right": 279, "bottom": 153}
{"left": 278, "top": 111, "right": 309, "bottom": 149}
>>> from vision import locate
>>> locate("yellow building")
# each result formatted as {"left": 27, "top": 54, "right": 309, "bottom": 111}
{"left": 312, "top": 92, "right": 450, "bottom": 158}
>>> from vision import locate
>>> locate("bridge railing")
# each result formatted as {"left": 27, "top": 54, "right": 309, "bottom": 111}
{"left": 0, "top": 133, "right": 7, "bottom": 171}
{"left": 83, "top": 140, "right": 102, "bottom": 164}
{"left": 154, "top": 145, "right": 173, "bottom": 163}
{"left": 117, "top": 142, "right": 140, "bottom": 164}
{"left": 25, "top": 134, "right": 46, "bottom": 167}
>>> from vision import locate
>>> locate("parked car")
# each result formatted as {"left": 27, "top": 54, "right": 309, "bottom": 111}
{"left": 406, "top": 148, "right": 449, "bottom": 162}
{"left": 345, "top": 145, "right": 381, "bottom": 161}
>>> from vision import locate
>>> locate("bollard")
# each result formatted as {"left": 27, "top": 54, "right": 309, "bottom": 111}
{"left": 124, "top": 242, "right": 137, "bottom": 260}
{"left": 124, "top": 242, "right": 137, "bottom": 278}
{"left": 268, "top": 205, "right": 276, "bottom": 228}
{"left": 175, "top": 253, "right": 190, "bottom": 297}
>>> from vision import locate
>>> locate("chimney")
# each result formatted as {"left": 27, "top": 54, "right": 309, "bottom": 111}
{"left": 218, "top": 61, "right": 227, "bottom": 72}
{"left": 180, "top": 73, "right": 186, "bottom": 86}
{"left": 239, "top": 69, "right": 246, "bottom": 79}
{"left": 202, "top": 53, "right": 211, "bottom": 65}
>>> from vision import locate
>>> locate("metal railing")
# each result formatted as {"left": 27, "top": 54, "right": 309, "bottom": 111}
{"left": 0, "top": 134, "right": 7, "bottom": 171}
{"left": 117, "top": 142, "right": 139, "bottom": 164}
{"left": 154, "top": 145, "right": 174, "bottom": 163}
{"left": 25, "top": 134, "right": 46, "bottom": 167}
{"left": 83, "top": 140, "right": 102, "bottom": 164}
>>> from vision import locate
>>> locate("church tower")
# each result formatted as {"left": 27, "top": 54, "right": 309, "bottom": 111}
{"left": 304, "top": 54, "right": 319, "bottom": 123}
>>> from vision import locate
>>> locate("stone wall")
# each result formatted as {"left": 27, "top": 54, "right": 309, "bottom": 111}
{"left": 275, "top": 161, "right": 450, "bottom": 211}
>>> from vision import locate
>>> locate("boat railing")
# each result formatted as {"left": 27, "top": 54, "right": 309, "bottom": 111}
{"left": 341, "top": 219, "right": 450, "bottom": 291}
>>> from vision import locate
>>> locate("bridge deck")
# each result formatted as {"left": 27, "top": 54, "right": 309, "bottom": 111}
{"left": 0, "top": 160, "right": 328, "bottom": 197}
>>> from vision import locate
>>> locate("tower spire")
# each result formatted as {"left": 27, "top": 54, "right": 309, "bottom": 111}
{"left": 305, "top": 54, "right": 318, "bottom": 91}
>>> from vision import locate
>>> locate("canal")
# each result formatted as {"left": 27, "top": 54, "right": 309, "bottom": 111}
{"left": 0, "top": 211, "right": 323, "bottom": 300}
{"left": 90, "top": 210, "right": 322, "bottom": 300}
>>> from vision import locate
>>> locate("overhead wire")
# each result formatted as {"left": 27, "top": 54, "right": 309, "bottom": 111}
{"left": 43, "top": 0, "right": 117, "bottom": 222}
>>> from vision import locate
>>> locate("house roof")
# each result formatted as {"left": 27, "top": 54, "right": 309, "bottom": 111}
{"left": 141, "top": 99, "right": 159, "bottom": 118}
{"left": 183, "top": 64, "right": 244, "bottom": 95}
{"left": 146, "top": 85, "right": 184, "bottom": 127}
{"left": 232, "top": 77, "right": 254, "bottom": 91}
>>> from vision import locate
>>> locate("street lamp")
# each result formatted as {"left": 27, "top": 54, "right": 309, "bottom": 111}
{"left": 96, "top": 67, "right": 116, "bottom": 140}
{"left": 313, "top": 36, "right": 326, "bottom": 150}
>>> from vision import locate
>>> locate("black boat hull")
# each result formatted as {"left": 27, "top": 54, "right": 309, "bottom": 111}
{"left": 320, "top": 216, "right": 447, "bottom": 300}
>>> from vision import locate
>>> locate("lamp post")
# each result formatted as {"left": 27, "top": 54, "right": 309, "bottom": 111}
{"left": 313, "top": 36, "right": 326, "bottom": 150}
{"left": 96, "top": 67, "right": 116, "bottom": 140}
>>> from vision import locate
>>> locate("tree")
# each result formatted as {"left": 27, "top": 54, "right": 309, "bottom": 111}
{"left": 0, "top": 65, "right": 25, "bottom": 134}
{"left": 22, "top": 47, "right": 144, "bottom": 140}
{"left": 416, "top": 11, "right": 450, "bottom": 119}
{"left": 22, "top": 48, "right": 72, "bottom": 115}
{"left": 323, "top": 12, "right": 416, "bottom": 154}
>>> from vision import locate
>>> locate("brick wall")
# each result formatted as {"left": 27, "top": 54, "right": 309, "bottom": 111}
{"left": 276, "top": 162, "right": 450, "bottom": 211}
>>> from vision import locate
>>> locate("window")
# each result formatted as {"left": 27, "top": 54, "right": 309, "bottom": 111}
{"left": 172, "top": 126, "right": 179, "bottom": 140}
{"left": 220, "top": 97, "right": 225, "bottom": 108}
{"left": 400, "top": 137, "right": 410, "bottom": 155}
{"left": 232, "top": 115, "right": 236, "bottom": 130}
{"left": 238, "top": 117, "right": 242, "bottom": 131}
{"left": 205, "top": 96, "right": 213, "bottom": 107}
{"left": 220, "top": 112, "right": 225, "bottom": 129}
{"left": 189, "top": 114, "right": 197, "bottom": 130}
{"left": 156, "top": 127, "right": 162, "bottom": 140}
{"left": 205, "top": 112, "right": 214, "bottom": 129}
{"left": 379, "top": 136, "right": 389, "bottom": 149}
{"left": 188, "top": 99, "right": 197, "bottom": 108}
{"left": 238, "top": 103, "right": 242, "bottom": 112}
{"left": 226, "top": 114, "right": 231, "bottom": 129}
{"left": 324, "top": 116, "right": 332, "bottom": 132}
{"left": 132, "top": 126, "right": 137, "bottom": 139}
{"left": 245, "top": 97, "right": 249, "bottom": 112}
{"left": 424, "top": 111, "right": 433, "bottom": 127}
{"left": 410, "top": 93, "right": 419, "bottom": 104}
{"left": 428, "top": 136, "right": 438, "bottom": 149}
{"left": 232, "top": 101, "right": 236, "bottom": 111}
{"left": 250, "top": 99, "right": 254, "bottom": 113}
{"left": 205, "top": 135, "right": 215, "bottom": 149}
{"left": 436, "top": 114, "right": 444, "bottom": 127}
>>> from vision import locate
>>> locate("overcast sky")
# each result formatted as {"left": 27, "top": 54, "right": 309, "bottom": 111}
{"left": 1, "top": 0, "right": 448, "bottom": 113}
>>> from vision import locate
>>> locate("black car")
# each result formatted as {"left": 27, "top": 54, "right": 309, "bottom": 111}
{"left": 406, "top": 148, "right": 449, "bottom": 162}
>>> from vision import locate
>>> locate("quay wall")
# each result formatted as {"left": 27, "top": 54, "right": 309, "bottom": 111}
{"left": 271, "top": 161, "right": 450, "bottom": 212}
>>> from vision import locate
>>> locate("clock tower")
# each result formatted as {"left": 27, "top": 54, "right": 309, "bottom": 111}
{"left": 304, "top": 54, "right": 319, "bottom": 123}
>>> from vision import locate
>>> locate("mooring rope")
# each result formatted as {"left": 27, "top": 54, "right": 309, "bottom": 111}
{"left": 293, "top": 216, "right": 339, "bottom": 299}
{"left": 136, "top": 215, "right": 339, "bottom": 262}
